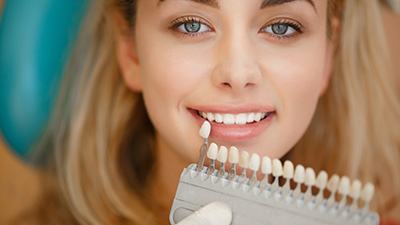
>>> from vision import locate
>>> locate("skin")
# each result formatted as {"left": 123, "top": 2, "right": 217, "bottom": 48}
{"left": 116, "top": 0, "right": 335, "bottom": 220}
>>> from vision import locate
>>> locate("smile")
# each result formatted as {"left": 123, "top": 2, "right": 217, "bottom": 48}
{"left": 197, "top": 111, "right": 269, "bottom": 125}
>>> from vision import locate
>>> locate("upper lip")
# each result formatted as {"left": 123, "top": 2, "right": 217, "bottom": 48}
{"left": 188, "top": 103, "right": 275, "bottom": 114}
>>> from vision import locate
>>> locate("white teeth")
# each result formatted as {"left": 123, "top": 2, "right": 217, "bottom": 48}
{"left": 305, "top": 168, "right": 316, "bottom": 186}
{"left": 294, "top": 165, "right": 305, "bottom": 184}
{"left": 350, "top": 179, "right": 362, "bottom": 200}
{"left": 361, "top": 182, "right": 375, "bottom": 202}
{"left": 223, "top": 114, "right": 235, "bottom": 125}
{"left": 316, "top": 170, "right": 328, "bottom": 189}
{"left": 198, "top": 111, "right": 269, "bottom": 125}
{"left": 338, "top": 176, "right": 350, "bottom": 196}
{"left": 327, "top": 174, "right": 340, "bottom": 193}
{"left": 215, "top": 113, "right": 223, "bottom": 123}
{"left": 206, "top": 112, "right": 215, "bottom": 122}
{"left": 236, "top": 113, "right": 247, "bottom": 125}
{"left": 228, "top": 146, "right": 239, "bottom": 164}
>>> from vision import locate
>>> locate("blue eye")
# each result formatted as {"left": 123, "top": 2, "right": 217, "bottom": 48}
{"left": 177, "top": 21, "right": 211, "bottom": 33}
{"left": 263, "top": 24, "right": 296, "bottom": 35}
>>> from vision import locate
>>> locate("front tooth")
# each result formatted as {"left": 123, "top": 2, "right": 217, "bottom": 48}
{"left": 215, "top": 113, "right": 223, "bottom": 123}
{"left": 223, "top": 114, "right": 235, "bottom": 124}
{"left": 255, "top": 113, "right": 262, "bottom": 122}
{"left": 247, "top": 113, "right": 255, "bottom": 123}
{"left": 236, "top": 113, "right": 247, "bottom": 125}
{"left": 206, "top": 112, "right": 215, "bottom": 122}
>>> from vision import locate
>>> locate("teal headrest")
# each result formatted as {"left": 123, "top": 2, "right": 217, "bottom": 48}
{"left": 0, "top": 0, "right": 89, "bottom": 160}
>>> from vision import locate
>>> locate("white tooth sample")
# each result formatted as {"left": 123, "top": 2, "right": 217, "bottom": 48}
{"left": 316, "top": 170, "right": 328, "bottom": 189}
{"left": 305, "top": 168, "right": 316, "bottom": 186}
{"left": 223, "top": 114, "right": 235, "bottom": 125}
{"left": 282, "top": 161, "right": 294, "bottom": 195}
{"left": 326, "top": 174, "right": 340, "bottom": 207}
{"left": 294, "top": 164, "right": 305, "bottom": 184}
{"left": 315, "top": 170, "right": 328, "bottom": 204}
{"left": 206, "top": 112, "right": 215, "bottom": 122}
{"left": 272, "top": 159, "right": 283, "bottom": 177}
{"left": 228, "top": 146, "right": 239, "bottom": 180}
{"left": 360, "top": 182, "right": 375, "bottom": 216}
{"left": 350, "top": 179, "right": 362, "bottom": 200}
{"left": 215, "top": 113, "right": 223, "bottom": 123}
{"left": 350, "top": 179, "right": 362, "bottom": 213}
{"left": 293, "top": 164, "right": 305, "bottom": 198}
{"left": 239, "top": 151, "right": 250, "bottom": 168}
{"left": 235, "top": 113, "right": 247, "bottom": 125}
{"left": 228, "top": 146, "right": 239, "bottom": 164}
{"left": 338, "top": 176, "right": 350, "bottom": 196}
{"left": 271, "top": 159, "right": 283, "bottom": 191}
{"left": 260, "top": 156, "right": 272, "bottom": 189}
{"left": 327, "top": 174, "right": 340, "bottom": 193}
{"left": 261, "top": 156, "right": 272, "bottom": 174}
{"left": 255, "top": 113, "right": 262, "bottom": 122}
{"left": 217, "top": 146, "right": 228, "bottom": 163}
{"left": 248, "top": 153, "right": 261, "bottom": 187}
{"left": 338, "top": 176, "right": 351, "bottom": 211}
{"left": 249, "top": 153, "right": 260, "bottom": 171}
{"left": 207, "top": 143, "right": 218, "bottom": 160}
{"left": 304, "top": 168, "right": 316, "bottom": 202}
{"left": 199, "top": 121, "right": 211, "bottom": 139}
{"left": 283, "top": 161, "right": 294, "bottom": 179}
{"left": 361, "top": 182, "right": 375, "bottom": 203}
{"left": 247, "top": 113, "right": 255, "bottom": 123}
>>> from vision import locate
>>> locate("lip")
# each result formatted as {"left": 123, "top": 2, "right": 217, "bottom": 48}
{"left": 188, "top": 104, "right": 275, "bottom": 142}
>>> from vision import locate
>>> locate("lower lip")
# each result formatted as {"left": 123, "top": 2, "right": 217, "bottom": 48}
{"left": 189, "top": 110, "right": 275, "bottom": 142}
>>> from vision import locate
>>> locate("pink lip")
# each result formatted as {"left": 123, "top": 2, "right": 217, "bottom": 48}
{"left": 188, "top": 105, "right": 275, "bottom": 142}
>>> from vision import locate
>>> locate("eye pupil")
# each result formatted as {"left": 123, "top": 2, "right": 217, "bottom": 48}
{"left": 272, "top": 24, "right": 288, "bottom": 35}
{"left": 185, "top": 22, "right": 201, "bottom": 33}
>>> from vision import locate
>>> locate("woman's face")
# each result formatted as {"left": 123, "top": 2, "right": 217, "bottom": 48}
{"left": 118, "top": 0, "right": 334, "bottom": 163}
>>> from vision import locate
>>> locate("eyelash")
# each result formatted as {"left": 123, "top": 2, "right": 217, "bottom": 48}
{"left": 168, "top": 16, "right": 213, "bottom": 38}
{"left": 260, "top": 19, "right": 304, "bottom": 41}
{"left": 168, "top": 16, "right": 304, "bottom": 41}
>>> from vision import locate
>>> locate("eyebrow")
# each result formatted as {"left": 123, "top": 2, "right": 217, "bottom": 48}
{"left": 260, "top": 0, "right": 315, "bottom": 10}
{"left": 157, "top": 0, "right": 315, "bottom": 10}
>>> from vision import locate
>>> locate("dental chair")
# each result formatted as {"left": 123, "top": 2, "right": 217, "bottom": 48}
{"left": 0, "top": 0, "right": 89, "bottom": 162}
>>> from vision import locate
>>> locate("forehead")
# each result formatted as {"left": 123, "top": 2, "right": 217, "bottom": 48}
{"left": 157, "top": 0, "right": 316, "bottom": 10}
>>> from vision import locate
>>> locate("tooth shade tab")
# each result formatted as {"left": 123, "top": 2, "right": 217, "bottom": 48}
{"left": 350, "top": 179, "right": 362, "bottom": 199}
{"left": 338, "top": 176, "right": 350, "bottom": 196}
{"left": 199, "top": 121, "right": 211, "bottom": 139}
{"left": 239, "top": 151, "right": 250, "bottom": 168}
{"left": 261, "top": 156, "right": 272, "bottom": 174}
{"left": 198, "top": 111, "right": 269, "bottom": 125}
{"left": 217, "top": 146, "right": 228, "bottom": 163}
{"left": 249, "top": 153, "right": 261, "bottom": 171}
{"left": 283, "top": 161, "right": 294, "bottom": 179}
{"left": 207, "top": 143, "right": 218, "bottom": 160}
{"left": 305, "top": 168, "right": 316, "bottom": 186}
{"left": 272, "top": 159, "right": 283, "bottom": 177}
{"left": 327, "top": 174, "right": 340, "bottom": 193}
{"left": 316, "top": 170, "right": 328, "bottom": 189}
{"left": 293, "top": 164, "right": 305, "bottom": 183}
{"left": 228, "top": 146, "right": 239, "bottom": 164}
{"left": 361, "top": 182, "right": 375, "bottom": 202}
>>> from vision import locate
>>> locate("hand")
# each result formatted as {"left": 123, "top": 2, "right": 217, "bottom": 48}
{"left": 177, "top": 202, "right": 232, "bottom": 225}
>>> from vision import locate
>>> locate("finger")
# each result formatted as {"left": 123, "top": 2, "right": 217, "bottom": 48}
{"left": 177, "top": 202, "right": 232, "bottom": 225}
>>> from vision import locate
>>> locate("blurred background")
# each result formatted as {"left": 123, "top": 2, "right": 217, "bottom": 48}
{"left": 0, "top": 0, "right": 399, "bottom": 224}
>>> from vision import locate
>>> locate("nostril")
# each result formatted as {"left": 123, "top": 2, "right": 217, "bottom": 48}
{"left": 222, "top": 82, "right": 231, "bottom": 87}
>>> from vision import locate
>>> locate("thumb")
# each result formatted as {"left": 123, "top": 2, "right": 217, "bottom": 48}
{"left": 177, "top": 202, "right": 232, "bottom": 225}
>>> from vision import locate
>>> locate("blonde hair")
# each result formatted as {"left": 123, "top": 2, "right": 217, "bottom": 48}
{"left": 27, "top": 0, "right": 400, "bottom": 224}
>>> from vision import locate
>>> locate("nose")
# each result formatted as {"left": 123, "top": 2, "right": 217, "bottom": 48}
{"left": 212, "top": 35, "right": 262, "bottom": 92}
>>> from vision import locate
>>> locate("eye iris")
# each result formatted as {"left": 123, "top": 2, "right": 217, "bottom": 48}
{"left": 272, "top": 24, "right": 288, "bottom": 35}
{"left": 185, "top": 22, "right": 201, "bottom": 33}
